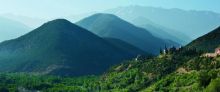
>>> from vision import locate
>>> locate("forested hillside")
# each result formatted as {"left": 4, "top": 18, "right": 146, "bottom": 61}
{"left": 2, "top": 47, "right": 220, "bottom": 91}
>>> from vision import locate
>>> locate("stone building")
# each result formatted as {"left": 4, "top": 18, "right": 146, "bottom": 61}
{"left": 203, "top": 47, "right": 220, "bottom": 57}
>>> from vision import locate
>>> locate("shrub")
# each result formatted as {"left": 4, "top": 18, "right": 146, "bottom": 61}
{"left": 206, "top": 78, "right": 220, "bottom": 92}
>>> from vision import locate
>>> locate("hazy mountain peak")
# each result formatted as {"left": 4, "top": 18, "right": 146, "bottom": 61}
{"left": 77, "top": 13, "right": 180, "bottom": 54}
{"left": 41, "top": 19, "right": 73, "bottom": 27}
{"left": 82, "top": 13, "right": 124, "bottom": 24}
{"left": 79, "top": 13, "right": 146, "bottom": 31}
{"left": 34, "top": 18, "right": 87, "bottom": 34}
{"left": 47, "top": 19, "right": 71, "bottom": 23}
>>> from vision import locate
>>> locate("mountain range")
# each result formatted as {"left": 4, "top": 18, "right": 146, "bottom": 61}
{"left": 77, "top": 13, "right": 180, "bottom": 54}
{"left": 131, "top": 17, "right": 189, "bottom": 45}
{"left": 104, "top": 6, "right": 220, "bottom": 41}
{"left": 0, "top": 19, "right": 146, "bottom": 76}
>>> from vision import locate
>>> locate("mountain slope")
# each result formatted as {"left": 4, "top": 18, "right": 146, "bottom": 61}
{"left": 187, "top": 26, "right": 220, "bottom": 52}
{"left": 104, "top": 38, "right": 148, "bottom": 56}
{"left": 0, "top": 19, "right": 144, "bottom": 76}
{"left": 132, "top": 17, "right": 189, "bottom": 45}
{"left": 91, "top": 26, "right": 220, "bottom": 91}
{"left": 104, "top": 6, "right": 220, "bottom": 41}
{"left": 0, "top": 17, "right": 30, "bottom": 42}
{"left": 77, "top": 13, "right": 180, "bottom": 54}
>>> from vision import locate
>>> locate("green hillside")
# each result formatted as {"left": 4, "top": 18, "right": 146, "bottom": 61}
{"left": 187, "top": 26, "right": 220, "bottom": 52}
{"left": 0, "top": 19, "right": 145, "bottom": 76}
{"left": 77, "top": 13, "right": 180, "bottom": 54}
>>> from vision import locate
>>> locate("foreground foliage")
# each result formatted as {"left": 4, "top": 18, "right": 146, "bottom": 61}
{"left": 0, "top": 73, "right": 99, "bottom": 92}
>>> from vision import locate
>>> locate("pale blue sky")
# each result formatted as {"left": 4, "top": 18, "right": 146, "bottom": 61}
{"left": 0, "top": 0, "right": 219, "bottom": 19}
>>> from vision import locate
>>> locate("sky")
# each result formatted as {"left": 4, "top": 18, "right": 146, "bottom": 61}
{"left": 0, "top": 0, "right": 220, "bottom": 19}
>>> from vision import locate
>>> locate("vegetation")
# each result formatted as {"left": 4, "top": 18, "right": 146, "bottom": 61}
{"left": 0, "top": 48, "right": 220, "bottom": 92}
{"left": 0, "top": 73, "right": 99, "bottom": 92}
{"left": 144, "top": 69, "right": 220, "bottom": 92}
{"left": 1, "top": 26, "right": 220, "bottom": 91}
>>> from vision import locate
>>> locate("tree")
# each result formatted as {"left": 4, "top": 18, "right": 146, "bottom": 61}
{"left": 0, "top": 87, "right": 9, "bottom": 92}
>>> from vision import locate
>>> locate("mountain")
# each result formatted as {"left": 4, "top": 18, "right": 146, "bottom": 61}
{"left": 132, "top": 17, "right": 189, "bottom": 45}
{"left": 66, "top": 12, "right": 96, "bottom": 23}
{"left": 104, "top": 6, "right": 220, "bottom": 42}
{"left": 0, "top": 19, "right": 146, "bottom": 76}
{"left": 68, "top": 11, "right": 189, "bottom": 45}
{"left": 187, "top": 26, "right": 220, "bottom": 52}
{"left": 77, "top": 13, "right": 180, "bottom": 54}
{"left": 0, "top": 17, "right": 30, "bottom": 42}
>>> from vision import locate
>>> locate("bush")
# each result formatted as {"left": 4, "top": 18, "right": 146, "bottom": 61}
{"left": 198, "top": 71, "right": 211, "bottom": 87}
{"left": 206, "top": 78, "right": 220, "bottom": 92}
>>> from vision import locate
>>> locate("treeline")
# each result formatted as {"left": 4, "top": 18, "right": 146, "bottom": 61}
{"left": 0, "top": 73, "right": 99, "bottom": 92}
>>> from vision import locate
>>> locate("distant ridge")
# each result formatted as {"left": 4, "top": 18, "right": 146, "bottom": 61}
{"left": 104, "top": 6, "right": 220, "bottom": 42}
{"left": 77, "top": 13, "right": 180, "bottom": 54}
